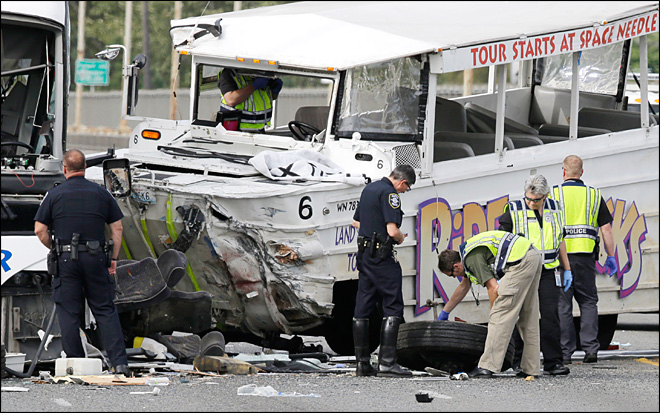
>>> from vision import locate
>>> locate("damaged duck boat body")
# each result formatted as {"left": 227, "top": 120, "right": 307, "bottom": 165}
{"left": 87, "top": 1, "right": 658, "bottom": 355}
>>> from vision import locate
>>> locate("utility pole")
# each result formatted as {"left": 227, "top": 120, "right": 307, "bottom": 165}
{"left": 234, "top": 1, "right": 242, "bottom": 11}
{"left": 119, "top": 1, "right": 133, "bottom": 133}
{"left": 73, "top": 1, "right": 86, "bottom": 132}
{"left": 141, "top": 1, "right": 152, "bottom": 89}
{"left": 169, "top": 1, "right": 182, "bottom": 120}
{"left": 463, "top": 68, "right": 474, "bottom": 97}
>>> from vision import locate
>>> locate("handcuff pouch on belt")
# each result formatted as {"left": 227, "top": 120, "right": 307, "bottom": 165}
{"left": 47, "top": 238, "right": 59, "bottom": 277}
{"left": 70, "top": 233, "right": 80, "bottom": 260}
{"left": 104, "top": 239, "right": 114, "bottom": 267}
{"left": 356, "top": 232, "right": 394, "bottom": 260}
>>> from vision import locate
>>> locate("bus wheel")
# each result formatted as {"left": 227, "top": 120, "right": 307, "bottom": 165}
{"left": 573, "top": 314, "right": 619, "bottom": 351}
{"left": 323, "top": 280, "right": 381, "bottom": 356}
{"left": 397, "top": 320, "right": 515, "bottom": 374}
{"left": 597, "top": 314, "right": 619, "bottom": 350}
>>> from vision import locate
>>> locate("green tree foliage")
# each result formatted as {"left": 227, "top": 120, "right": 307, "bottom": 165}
{"left": 70, "top": 1, "right": 294, "bottom": 91}
{"left": 630, "top": 33, "right": 660, "bottom": 73}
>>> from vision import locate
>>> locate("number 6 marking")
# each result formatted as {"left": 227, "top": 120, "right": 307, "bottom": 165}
{"left": 299, "top": 196, "right": 313, "bottom": 220}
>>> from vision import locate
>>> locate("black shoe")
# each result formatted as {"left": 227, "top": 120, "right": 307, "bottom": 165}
{"left": 378, "top": 363, "right": 413, "bottom": 377}
{"left": 468, "top": 367, "right": 493, "bottom": 378}
{"left": 113, "top": 364, "right": 131, "bottom": 377}
{"left": 583, "top": 353, "right": 598, "bottom": 363}
{"left": 543, "top": 363, "right": 570, "bottom": 376}
{"left": 356, "top": 362, "right": 377, "bottom": 377}
{"left": 515, "top": 370, "right": 537, "bottom": 378}
{"left": 563, "top": 358, "right": 572, "bottom": 365}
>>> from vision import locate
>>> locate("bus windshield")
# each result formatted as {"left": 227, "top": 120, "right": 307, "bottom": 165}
{"left": 336, "top": 57, "right": 423, "bottom": 141}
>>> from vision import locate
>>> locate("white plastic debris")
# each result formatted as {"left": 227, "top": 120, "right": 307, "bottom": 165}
{"left": 237, "top": 384, "right": 319, "bottom": 397}
{"left": 1, "top": 387, "right": 29, "bottom": 392}
{"left": 130, "top": 387, "right": 161, "bottom": 395}
{"left": 237, "top": 384, "right": 280, "bottom": 397}
{"left": 144, "top": 377, "right": 170, "bottom": 386}
{"left": 37, "top": 329, "right": 55, "bottom": 351}
{"left": 450, "top": 372, "right": 469, "bottom": 380}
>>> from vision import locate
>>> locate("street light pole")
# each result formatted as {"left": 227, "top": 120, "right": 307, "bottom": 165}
{"left": 119, "top": 1, "right": 133, "bottom": 133}
{"left": 169, "top": 1, "right": 182, "bottom": 120}
{"left": 73, "top": 1, "right": 86, "bottom": 132}
{"left": 100, "top": 45, "right": 129, "bottom": 122}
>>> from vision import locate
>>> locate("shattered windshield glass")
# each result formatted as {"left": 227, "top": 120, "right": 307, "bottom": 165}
{"left": 540, "top": 43, "right": 623, "bottom": 95}
{"left": 1, "top": 24, "right": 48, "bottom": 98}
{"left": 1, "top": 24, "right": 53, "bottom": 148}
{"left": 337, "top": 57, "right": 422, "bottom": 140}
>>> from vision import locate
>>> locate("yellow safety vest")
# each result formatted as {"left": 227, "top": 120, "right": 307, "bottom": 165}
{"left": 504, "top": 199, "right": 564, "bottom": 270}
{"left": 550, "top": 181, "right": 600, "bottom": 254}
{"left": 219, "top": 71, "right": 273, "bottom": 131}
{"left": 459, "top": 230, "right": 533, "bottom": 285}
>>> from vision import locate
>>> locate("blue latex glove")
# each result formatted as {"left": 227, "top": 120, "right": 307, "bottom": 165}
{"left": 437, "top": 310, "right": 450, "bottom": 321}
{"left": 252, "top": 77, "right": 269, "bottom": 90}
{"left": 271, "top": 78, "right": 283, "bottom": 95}
{"left": 604, "top": 256, "right": 617, "bottom": 276}
{"left": 563, "top": 270, "right": 573, "bottom": 292}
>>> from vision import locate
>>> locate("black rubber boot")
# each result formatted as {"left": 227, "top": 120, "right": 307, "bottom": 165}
{"left": 377, "top": 316, "right": 412, "bottom": 377}
{"left": 353, "top": 318, "right": 377, "bottom": 377}
{"left": 113, "top": 364, "right": 131, "bottom": 377}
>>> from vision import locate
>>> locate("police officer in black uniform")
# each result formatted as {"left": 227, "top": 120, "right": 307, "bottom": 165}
{"left": 352, "top": 164, "right": 416, "bottom": 377}
{"left": 34, "top": 149, "right": 129, "bottom": 375}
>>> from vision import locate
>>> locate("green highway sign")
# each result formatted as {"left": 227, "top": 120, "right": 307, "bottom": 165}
{"left": 75, "top": 59, "right": 110, "bottom": 86}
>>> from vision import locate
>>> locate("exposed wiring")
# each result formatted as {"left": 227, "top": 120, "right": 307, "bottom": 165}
{"left": 12, "top": 171, "right": 35, "bottom": 188}
{"left": 187, "top": 1, "right": 212, "bottom": 45}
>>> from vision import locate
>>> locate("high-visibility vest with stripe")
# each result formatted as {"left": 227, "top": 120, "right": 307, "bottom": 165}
{"left": 459, "top": 230, "right": 533, "bottom": 285}
{"left": 550, "top": 181, "right": 600, "bottom": 253}
{"left": 220, "top": 71, "right": 273, "bottom": 131}
{"left": 504, "top": 199, "right": 564, "bottom": 270}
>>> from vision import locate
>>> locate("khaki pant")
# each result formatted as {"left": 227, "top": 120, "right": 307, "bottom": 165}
{"left": 478, "top": 246, "right": 543, "bottom": 375}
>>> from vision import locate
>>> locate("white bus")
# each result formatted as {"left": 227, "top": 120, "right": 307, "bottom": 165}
{"left": 91, "top": 1, "right": 658, "bottom": 358}
{"left": 1, "top": 1, "right": 71, "bottom": 362}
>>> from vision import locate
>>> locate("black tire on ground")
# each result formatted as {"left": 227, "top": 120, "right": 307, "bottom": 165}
{"left": 323, "top": 280, "right": 381, "bottom": 356}
{"left": 597, "top": 314, "right": 619, "bottom": 350}
{"left": 573, "top": 313, "right": 619, "bottom": 351}
{"left": 396, "top": 320, "right": 515, "bottom": 374}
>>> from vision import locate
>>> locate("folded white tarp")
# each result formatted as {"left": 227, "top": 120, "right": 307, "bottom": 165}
{"left": 249, "top": 149, "right": 364, "bottom": 185}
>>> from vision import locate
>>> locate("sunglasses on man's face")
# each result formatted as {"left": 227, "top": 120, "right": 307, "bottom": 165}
{"left": 524, "top": 195, "right": 545, "bottom": 203}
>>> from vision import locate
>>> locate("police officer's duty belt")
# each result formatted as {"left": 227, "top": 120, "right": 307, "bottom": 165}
{"left": 56, "top": 242, "right": 103, "bottom": 253}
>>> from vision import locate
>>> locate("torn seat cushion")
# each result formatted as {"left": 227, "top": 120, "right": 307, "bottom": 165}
{"left": 151, "top": 333, "right": 202, "bottom": 363}
{"left": 155, "top": 249, "right": 188, "bottom": 288}
{"left": 114, "top": 257, "right": 171, "bottom": 313}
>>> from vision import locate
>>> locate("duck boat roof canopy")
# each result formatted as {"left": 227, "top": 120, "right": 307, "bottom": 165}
{"left": 170, "top": 1, "right": 658, "bottom": 72}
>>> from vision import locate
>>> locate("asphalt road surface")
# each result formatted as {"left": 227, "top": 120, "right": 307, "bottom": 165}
{"left": 2, "top": 313, "right": 658, "bottom": 412}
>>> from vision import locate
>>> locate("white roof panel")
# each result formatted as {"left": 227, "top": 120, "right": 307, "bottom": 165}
{"left": 1, "top": 1, "right": 67, "bottom": 27}
{"left": 171, "top": 1, "right": 658, "bottom": 70}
